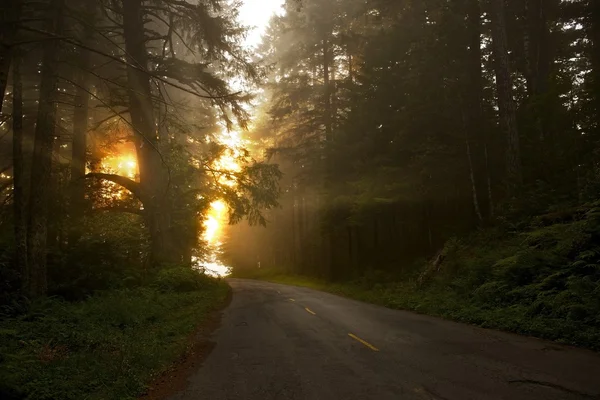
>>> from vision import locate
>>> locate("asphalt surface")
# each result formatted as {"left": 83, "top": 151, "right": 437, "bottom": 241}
{"left": 169, "top": 279, "right": 600, "bottom": 400}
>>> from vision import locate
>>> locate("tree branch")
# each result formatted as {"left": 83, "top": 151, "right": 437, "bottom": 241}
{"left": 92, "top": 206, "right": 143, "bottom": 215}
{"left": 85, "top": 172, "right": 144, "bottom": 200}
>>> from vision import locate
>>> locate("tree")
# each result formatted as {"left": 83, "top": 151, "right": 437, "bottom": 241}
{"left": 26, "top": 0, "right": 65, "bottom": 297}
{"left": 489, "top": 0, "right": 522, "bottom": 193}
{"left": 0, "top": 0, "right": 21, "bottom": 115}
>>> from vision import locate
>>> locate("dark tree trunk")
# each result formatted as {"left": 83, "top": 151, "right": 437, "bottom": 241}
{"left": 322, "top": 34, "right": 335, "bottom": 279}
{"left": 526, "top": 0, "right": 553, "bottom": 97}
{"left": 27, "top": 0, "right": 64, "bottom": 298}
{"left": 0, "top": 0, "right": 20, "bottom": 114}
{"left": 122, "top": 0, "right": 177, "bottom": 266}
{"left": 590, "top": 0, "right": 600, "bottom": 131}
{"left": 323, "top": 36, "right": 333, "bottom": 142}
{"left": 466, "top": 0, "right": 494, "bottom": 217}
{"left": 524, "top": 0, "right": 556, "bottom": 146}
{"left": 12, "top": 50, "right": 28, "bottom": 290}
{"left": 464, "top": 0, "right": 485, "bottom": 223}
{"left": 489, "top": 0, "right": 523, "bottom": 192}
{"left": 69, "top": 31, "right": 93, "bottom": 243}
{"left": 466, "top": 133, "right": 483, "bottom": 223}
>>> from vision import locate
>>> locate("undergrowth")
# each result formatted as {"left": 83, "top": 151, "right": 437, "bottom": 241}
{"left": 0, "top": 271, "right": 229, "bottom": 400}
{"left": 234, "top": 202, "right": 600, "bottom": 350}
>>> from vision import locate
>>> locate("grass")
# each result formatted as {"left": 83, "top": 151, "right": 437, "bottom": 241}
{"left": 0, "top": 280, "right": 229, "bottom": 400}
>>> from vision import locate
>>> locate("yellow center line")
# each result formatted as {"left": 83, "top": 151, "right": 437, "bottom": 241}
{"left": 288, "top": 298, "right": 295, "bottom": 302}
{"left": 348, "top": 333, "right": 379, "bottom": 352}
{"left": 305, "top": 307, "right": 316, "bottom": 315}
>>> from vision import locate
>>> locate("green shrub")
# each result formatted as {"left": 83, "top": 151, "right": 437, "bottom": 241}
{"left": 0, "top": 283, "right": 229, "bottom": 400}
{"left": 48, "top": 214, "right": 150, "bottom": 300}
{"left": 151, "top": 266, "right": 215, "bottom": 292}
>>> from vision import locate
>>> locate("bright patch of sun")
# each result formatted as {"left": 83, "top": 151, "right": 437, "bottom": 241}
{"left": 203, "top": 200, "right": 227, "bottom": 245}
{"left": 101, "top": 154, "right": 138, "bottom": 179}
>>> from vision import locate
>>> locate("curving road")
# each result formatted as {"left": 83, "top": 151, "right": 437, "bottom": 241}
{"left": 169, "top": 279, "right": 600, "bottom": 400}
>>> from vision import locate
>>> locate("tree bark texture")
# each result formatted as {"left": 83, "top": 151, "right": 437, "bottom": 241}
{"left": 27, "top": 0, "right": 64, "bottom": 297}
{"left": 465, "top": 0, "right": 486, "bottom": 222}
{"left": 489, "top": 0, "right": 523, "bottom": 192}
{"left": 590, "top": 0, "right": 600, "bottom": 130}
{"left": 0, "top": 0, "right": 21, "bottom": 114}
{"left": 12, "top": 50, "right": 28, "bottom": 290}
{"left": 122, "top": 0, "right": 178, "bottom": 266}
{"left": 69, "top": 27, "right": 93, "bottom": 243}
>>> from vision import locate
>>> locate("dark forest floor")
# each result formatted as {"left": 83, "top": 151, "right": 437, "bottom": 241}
{"left": 0, "top": 281, "right": 229, "bottom": 400}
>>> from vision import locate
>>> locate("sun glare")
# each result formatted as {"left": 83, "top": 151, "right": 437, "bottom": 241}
{"left": 203, "top": 200, "right": 226, "bottom": 245}
{"left": 198, "top": 129, "right": 247, "bottom": 277}
{"left": 101, "top": 154, "right": 138, "bottom": 179}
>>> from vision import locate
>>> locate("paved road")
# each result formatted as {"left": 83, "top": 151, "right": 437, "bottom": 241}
{"left": 169, "top": 279, "right": 600, "bottom": 400}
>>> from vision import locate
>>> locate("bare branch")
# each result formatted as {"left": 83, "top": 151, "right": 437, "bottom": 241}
{"left": 85, "top": 172, "right": 144, "bottom": 200}
{"left": 92, "top": 206, "right": 143, "bottom": 215}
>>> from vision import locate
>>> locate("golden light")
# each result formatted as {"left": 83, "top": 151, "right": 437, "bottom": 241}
{"left": 93, "top": 132, "right": 242, "bottom": 277}
{"left": 94, "top": 143, "right": 139, "bottom": 201}
{"left": 196, "top": 130, "right": 246, "bottom": 277}
{"left": 101, "top": 154, "right": 138, "bottom": 179}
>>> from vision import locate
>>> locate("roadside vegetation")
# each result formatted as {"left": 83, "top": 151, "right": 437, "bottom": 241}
{"left": 234, "top": 202, "right": 600, "bottom": 350}
{"left": 226, "top": 0, "right": 600, "bottom": 351}
{"left": 0, "top": 269, "right": 228, "bottom": 400}
{"left": 0, "top": 0, "right": 277, "bottom": 399}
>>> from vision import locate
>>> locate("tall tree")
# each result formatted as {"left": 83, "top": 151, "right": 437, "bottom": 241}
{"left": 12, "top": 49, "right": 27, "bottom": 290}
{"left": 69, "top": 21, "right": 94, "bottom": 243}
{"left": 589, "top": 0, "right": 600, "bottom": 131}
{"left": 121, "top": 0, "right": 176, "bottom": 265}
{"left": 26, "top": 0, "right": 65, "bottom": 297}
{"left": 0, "top": 0, "right": 21, "bottom": 114}
{"left": 489, "top": 0, "right": 522, "bottom": 192}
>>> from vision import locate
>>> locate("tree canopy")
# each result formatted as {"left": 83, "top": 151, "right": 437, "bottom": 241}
{"left": 0, "top": 0, "right": 280, "bottom": 299}
{"left": 225, "top": 0, "right": 600, "bottom": 280}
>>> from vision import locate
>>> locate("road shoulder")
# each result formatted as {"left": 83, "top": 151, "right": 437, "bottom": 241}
{"left": 139, "top": 284, "right": 233, "bottom": 400}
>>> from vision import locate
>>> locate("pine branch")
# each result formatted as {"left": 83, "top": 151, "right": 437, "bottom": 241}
{"left": 18, "top": 25, "right": 242, "bottom": 100}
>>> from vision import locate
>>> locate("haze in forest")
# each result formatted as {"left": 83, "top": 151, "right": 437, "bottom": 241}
{"left": 2, "top": 0, "right": 600, "bottom": 398}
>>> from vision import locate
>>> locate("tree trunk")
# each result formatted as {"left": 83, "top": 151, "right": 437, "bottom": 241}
{"left": 525, "top": 0, "right": 555, "bottom": 146}
{"left": 322, "top": 34, "right": 335, "bottom": 278}
{"left": 465, "top": 0, "right": 494, "bottom": 215}
{"left": 26, "top": 0, "right": 64, "bottom": 298}
{"left": 0, "top": 0, "right": 20, "bottom": 114}
{"left": 466, "top": 134, "right": 483, "bottom": 223}
{"left": 69, "top": 30, "right": 93, "bottom": 243}
{"left": 323, "top": 36, "right": 333, "bottom": 142}
{"left": 12, "top": 50, "right": 28, "bottom": 290}
{"left": 590, "top": 0, "right": 600, "bottom": 131}
{"left": 489, "top": 0, "right": 523, "bottom": 192}
{"left": 485, "top": 144, "right": 494, "bottom": 217}
{"left": 122, "top": 0, "right": 177, "bottom": 266}
{"left": 526, "top": 0, "right": 552, "bottom": 97}
{"left": 464, "top": 0, "right": 485, "bottom": 223}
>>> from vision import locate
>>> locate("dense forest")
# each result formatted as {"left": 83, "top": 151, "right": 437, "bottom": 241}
{"left": 227, "top": 0, "right": 599, "bottom": 276}
{"left": 0, "top": 0, "right": 280, "bottom": 301}
{"left": 0, "top": 1, "right": 278, "bottom": 398}
{"left": 2, "top": 0, "right": 600, "bottom": 397}
{"left": 226, "top": 0, "right": 600, "bottom": 346}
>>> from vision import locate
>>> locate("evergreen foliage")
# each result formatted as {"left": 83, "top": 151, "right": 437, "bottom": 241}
{"left": 227, "top": 0, "right": 600, "bottom": 282}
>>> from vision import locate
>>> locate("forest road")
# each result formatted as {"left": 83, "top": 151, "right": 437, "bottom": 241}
{"left": 168, "top": 279, "right": 600, "bottom": 400}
